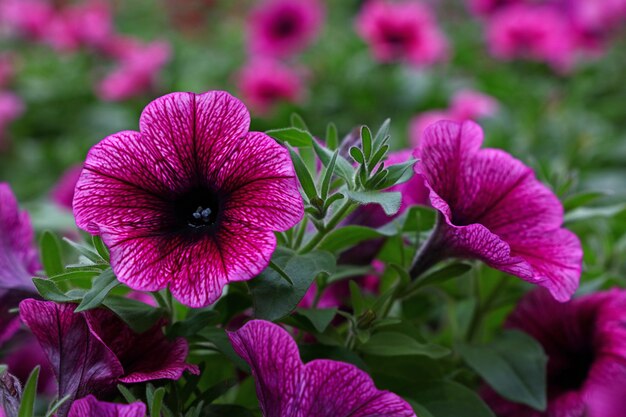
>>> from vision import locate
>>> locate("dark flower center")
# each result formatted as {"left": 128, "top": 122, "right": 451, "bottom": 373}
{"left": 549, "top": 345, "right": 595, "bottom": 394}
{"left": 272, "top": 13, "right": 298, "bottom": 38}
{"left": 172, "top": 187, "right": 221, "bottom": 231}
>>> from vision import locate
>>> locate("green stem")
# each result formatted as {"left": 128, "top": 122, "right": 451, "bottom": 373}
{"left": 465, "top": 275, "right": 509, "bottom": 342}
{"left": 299, "top": 201, "right": 357, "bottom": 253}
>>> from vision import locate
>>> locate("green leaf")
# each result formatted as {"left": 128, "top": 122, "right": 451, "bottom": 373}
{"left": 40, "top": 230, "right": 65, "bottom": 277}
{"left": 117, "top": 384, "right": 138, "bottom": 403}
{"left": 249, "top": 250, "right": 336, "bottom": 321}
{"left": 411, "top": 380, "right": 495, "bottom": 417}
{"left": 33, "top": 278, "right": 81, "bottom": 302}
{"left": 63, "top": 238, "right": 103, "bottom": 264}
{"left": 318, "top": 225, "right": 385, "bottom": 253}
{"left": 361, "top": 126, "right": 373, "bottom": 160}
{"left": 311, "top": 140, "right": 354, "bottom": 184}
{"left": 290, "top": 113, "right": 309, "bottom": 131}
{"left": 287, "top": 145, "right": 318, "bottom": 202}
{"left": 349, "top": 146, "right": 365, "bottom": 164}
{"left": 406, "top": 400, "right": 435, "bottom": 417}
{"left": 373, "top": 118, "right": 391, "bottom": 149}
{"left": 407, "top": 263, "right": 472, "bottom": 295}
{"left": 293, "top": 308, "right": 337, "bottom": 333}
{"left": 149, "top": 387, "right": 166, "bottom": 417}
{"left": 102, "top": 296, "right": 164, "bottom": 333}
{"left": 169, "top": 310, "right": 220, "bottom": 338}
{"left": 92, "top": 236, "right": 110, "bottom": 262}
{"left": 197, "top": 327, "right": 249, "bottom": 370}
{"left": 50, "top": 270, "right": 100, "bottom": 286}
{"left": 346, "top": 190, "right": 402, "bottom": 216}
{"left": 204, "top": 405, "right": 256, "bottom": 417}
{"left": 44, "top": 395, "right": 71, "bottom": 417}
{"left": 563, "top": 190, "right": 607, "bottom": 211}
{"left": 320, "top": 150, "right": 339, "bottom": 200}
{"left": 18, "top": 366, "right": 39, "bottom": 417}
{"left": 380, "top": 159, "right": 417, "bottom": 188}
{"left": 564, "top": 203, "right": 626, "bottom": 223}
{"left": 359, "top": 332, "right": 450, "bottom": 358}
{"left": 266, "top": 127, "right": 313, "bottom": 147}
{"left": 457, "top": 330, "right": 547, "bottom": 411}
{"left": 326, "top": 122, "right": 338, "bottom": 150}
{"left": 75, "top": 268, "right": 119, "bottom": 312}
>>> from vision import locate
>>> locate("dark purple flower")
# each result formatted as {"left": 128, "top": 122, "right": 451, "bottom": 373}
{"left": 248, "top": 0, "right": 324, "bottom": 57}
{"left": 411, "top": 121, "right": 582, "bottom": 301}
{"left": 228, "top": 320, "right": 416, "bottom": 417}
{"left": 72, "top": 91, "right": 304, "bottom": 307}
{"left": 484, "top": 288, "right": 626, "bottom": 417}
{"left": 68, "top": 395, "right": 146, "bottom": 417}
{"left": 3, "top": 332, "right": 56, "bottom": 394}
{"left": 19, "top": 299, "right": 198, "bottom": 416}
{"left": 0, "top": 183, "right": 39, "bottom": 345}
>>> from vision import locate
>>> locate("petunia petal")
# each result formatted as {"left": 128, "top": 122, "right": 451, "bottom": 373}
{"left": 228, "top": 320, "right": 416, "bottom": 417}
{"left": 73, "top": 131, "right": 179, "bottom": 235}
{"left": 68, "top": 395, "right": 146, "bottom": 417}
{"left": 221, "top": 131, "right": 304, "bottom": 231}
{"left": 228, "top": 320, "right": 302, "bottom": 416}
{"left": 138, "top": 91, "right": 250, "bottom": 186}
{"left": 19, "top": 299, "right": 123, "bottom": 417}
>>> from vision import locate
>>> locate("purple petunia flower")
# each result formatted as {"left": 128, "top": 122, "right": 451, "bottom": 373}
{"left": 68, "top": 395, "right": 146, "bottom": 417}
{"left": 248, "top": 0, "right": 324, "bottom": 57}
{"left": 355, "top": 0, "right": 448, "bottom": 68}
{"left": 72, "top": 91, "right": 304, "bottom": 307}
{"left": 483, "top": 288, "right": 626, "bottom": 417}
{"left": 228, "top": 320, "right": 416, "bottom": 417}
{"left": 0, "top": 183, "right": 39, "bottom": 345}
{"left": 19, "top": 299, "right": 198, "bottom": 416}
{"left": 411, "top": 121, "right": 582, "bottom": 301}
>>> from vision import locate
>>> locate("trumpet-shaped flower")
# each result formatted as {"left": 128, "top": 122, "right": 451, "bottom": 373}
{"left": 19, "top": 299, "right": 198, "bottom": 416}
{"left": 0, "top": 183, "right": 39, "bottom": 345}
{"left": 248, "top": 0, "right": 324, "bottom": 57}
{"left": 68, "top": 395, "right": 146, "bottom": 417}
{"left": 412, "top": 121, "right": 582, "bottom": 301}
{"left": 73, "top": 91, "right": 303, "bottom": 307}
{"left": 355, "top": 0, "right": 448, "bottom": 68}
{"left": 484, "top": 288, "right": 626, "bottom": 417}
{"left": 228, "top": 320, "right": 416, "bottom": 417}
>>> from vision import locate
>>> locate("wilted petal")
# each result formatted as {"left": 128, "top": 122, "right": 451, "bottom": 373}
{"left": 19, "top": 300, "right": 122, "bottom": 416}
{"left": 83, "top": 308, "right": 198, "bottom": 383}
{"left": 68, "top": 395, "right": 146, "bottom": 417}
{"left": 228, "top": 320, "right": 415, "bottom": 417}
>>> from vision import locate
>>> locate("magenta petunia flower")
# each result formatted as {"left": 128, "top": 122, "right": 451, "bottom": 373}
{"left": 355, "top": 0, "right": 448, "bottom": 68}
{"left": 228, "top": 320, "right": 416, "bottom": 417}
{"left": 248, "top": 0, "right": 324, "bottom": 57}
{"left": 409, "top": 110, "right": 452, "bottom": 147}
{"left": 411, "top": 121, "right": 582, "bottom": 301}
{"left": 51, "top": 164, "right": 83, "bottom": 210}
{"left": 466, "top": 0, "right": 519, "bottom": 15}
{"left": 68, "top": 395, "right": 146, "bottom": 417}
{"left": 0, "top": 0, "right": 54, "bottom": 41}
{"left": 97, "top": 40, "right": 171, "bottom": 101}
{"left": 19, "top": 299, "right": 198, "bottom": 416}
{"left": 449, "top": 89, "right": 499, "bottom": 121}
{"left": 487, "top": 4, "right": 576, "bottom": 71}
{"left": 483, "top": 288, "right": 626, "bottom": 417}
{"left": 0, "top": 183, "right": 39, "bottom": 345}
{"left": 236, "top": 59, "right": 305, "bottom": 115}
{"left": 73, "top": 91, "right": 304, "bottom": 307}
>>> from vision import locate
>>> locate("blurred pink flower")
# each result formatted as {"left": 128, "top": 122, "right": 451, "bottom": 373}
{"left": 450, "top": 89, "right": 499, "bottom": 121}
{"left": 97, "top": 40, "right": 171, "bottom": 101}
{"left": 50, "top": 164, "right": 83, "bottom": 210}
{"left": 236, "top": 59, "right": 305, "bottom": 114}
{"left": 409, "top": 89, "right": 498, "bottom": 145}
{"left": 355, "top": 0, "right": 449, "bottom": 68}
{"left": 45, "top": 1, "right": 114, "bottom": 52}
{"left": 0, "top": 57, "right": 15, "bottom": 89}
{"left": 0, "top": 0, "right": 54, "bottom": 41}
{"left": 487, "top": 4, "right": 577, "bottom": 71}
{"left": 248, "top": 0, "right": 324, "bottom": 57}
{"left": 466, "top": 0, "right": 520, "bottom": 15}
